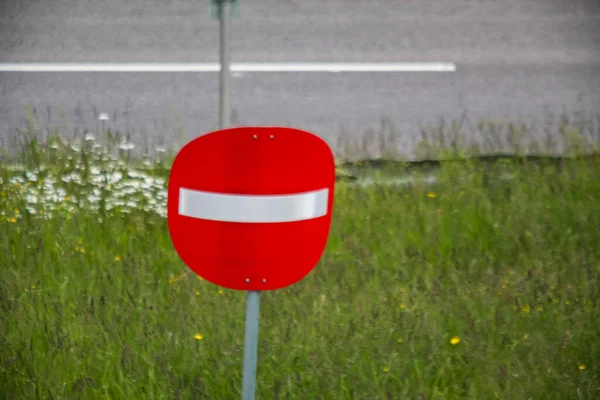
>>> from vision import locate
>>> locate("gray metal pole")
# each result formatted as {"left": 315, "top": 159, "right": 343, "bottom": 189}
{"left": 218, "top": 0, "right": 232, "bottom": 129}
{"left": 242, "top": 290, "right": 261, "bottom": 400}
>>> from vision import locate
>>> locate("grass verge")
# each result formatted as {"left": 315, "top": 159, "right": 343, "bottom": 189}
{"left": 1, "top": 113, "right": 599, "bottom": 399}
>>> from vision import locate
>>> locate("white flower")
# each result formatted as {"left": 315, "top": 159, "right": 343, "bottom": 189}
{"left": 119, "top": 141, "right": 135, "bottom": 151}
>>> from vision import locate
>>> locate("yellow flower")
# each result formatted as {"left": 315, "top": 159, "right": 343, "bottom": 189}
{"left": 400, "top": 304, "right": 406, "bottom": 309}
{"left": 114, "top": 256, "right": 121, "bottom": 261}
{"left": 31, "top": 285, "right": 36, "bottom": 289}
{"left": 427, "top": 192, "right": 437, "bottom": 198}
{"left": 397, "top": 338, "right": 403, "bottom": 343}
{"left": 197, "top": 276, "right": 204, "bottom": 281}
{"left": 218, "top": 289, "right": 224, "bottom": 295}
{"left": 168, "top": 273, "right": 186, "bottom": 284}
{"left": 450, "top": 336, "right": 460, "bottom": 345}
{"left": 522, "top": 334, "right": 529, "bottom": 339}
{"left": 579, "top": 364, "right": 586, "bottom": 370}
{"left": 521, "top": 305, "right": 530, "bottom": 313}
{"left": 14, "top": 208, "right": 20, "bottom": 214}
{"left": 7, "top": 217, "right": 17, "bottom": 223}
{"left": 80, "top": 247, "right": 85, "bottom": 253}
{"left": 383, "top": 367, "right": 389, "bottom": 373}
{"left": 195, "top": 291, "right": 200, "bottom": 296}
{"left": 194, "top": 333, "right": 204, "bottom": 340}
{"left": 565, "top": 300, "right": 570, "bottom": 305}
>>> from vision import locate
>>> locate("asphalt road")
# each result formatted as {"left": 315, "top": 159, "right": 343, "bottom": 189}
{"left": 1, "top": 0, "right": 600, "bottom": 158}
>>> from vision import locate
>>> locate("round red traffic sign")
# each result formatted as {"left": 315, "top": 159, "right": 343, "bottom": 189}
{"left": 167, "top": 126, "right": 336, "bottom": 291}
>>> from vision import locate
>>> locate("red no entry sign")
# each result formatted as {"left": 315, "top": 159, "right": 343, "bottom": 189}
{"left": 167, "top": 126, "right": 336, "bottom": 291}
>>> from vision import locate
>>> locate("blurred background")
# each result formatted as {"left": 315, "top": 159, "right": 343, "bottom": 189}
{"left": 1, "top": 0, "right": 599, "bottom": 159}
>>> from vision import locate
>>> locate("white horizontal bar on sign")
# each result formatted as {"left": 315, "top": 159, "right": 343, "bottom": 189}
{"left": 178, "top": 187, "right": 329, "bottom": 223}
{"left": 0, "top": 62, "right": 456, "bottom": 72}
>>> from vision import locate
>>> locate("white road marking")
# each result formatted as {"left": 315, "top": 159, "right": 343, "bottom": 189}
{"left": 178, "top": 187, "right": 329, "bottom": 223}
{"left": 0, "top": 62, "right": 456, "bottom": 72}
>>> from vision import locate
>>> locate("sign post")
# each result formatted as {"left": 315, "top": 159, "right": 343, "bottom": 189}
{"left": 216, "top": 0, "right": 233, "bottom": 129}
{"left": 214, "top": 2, "right": 260, "bottom": 397}
{"left": 242, "top": 290, "right": 260, "bottom": 399}
{"left": 167, "top": 126, "right": 335, "bottom": 399}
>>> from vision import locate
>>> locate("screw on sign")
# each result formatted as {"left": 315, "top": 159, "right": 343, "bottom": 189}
{"left": 167, "top": 126, "right": 336, "bottom": 399}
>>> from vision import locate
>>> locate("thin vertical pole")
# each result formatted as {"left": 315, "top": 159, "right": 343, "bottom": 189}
{"left": 218, "top": 0, "right": 232, "bottom": 129}
{"left": 242, "top": 290, "right": 261, "bottom": 400}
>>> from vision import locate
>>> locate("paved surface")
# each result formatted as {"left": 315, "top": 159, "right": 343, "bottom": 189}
{"left": 1, "top": 0, "right": 599, "bottom": 157}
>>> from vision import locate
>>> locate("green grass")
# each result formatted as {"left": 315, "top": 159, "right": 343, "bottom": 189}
{"left": 1, "top": 112, "right": 600, "bottom": 399}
